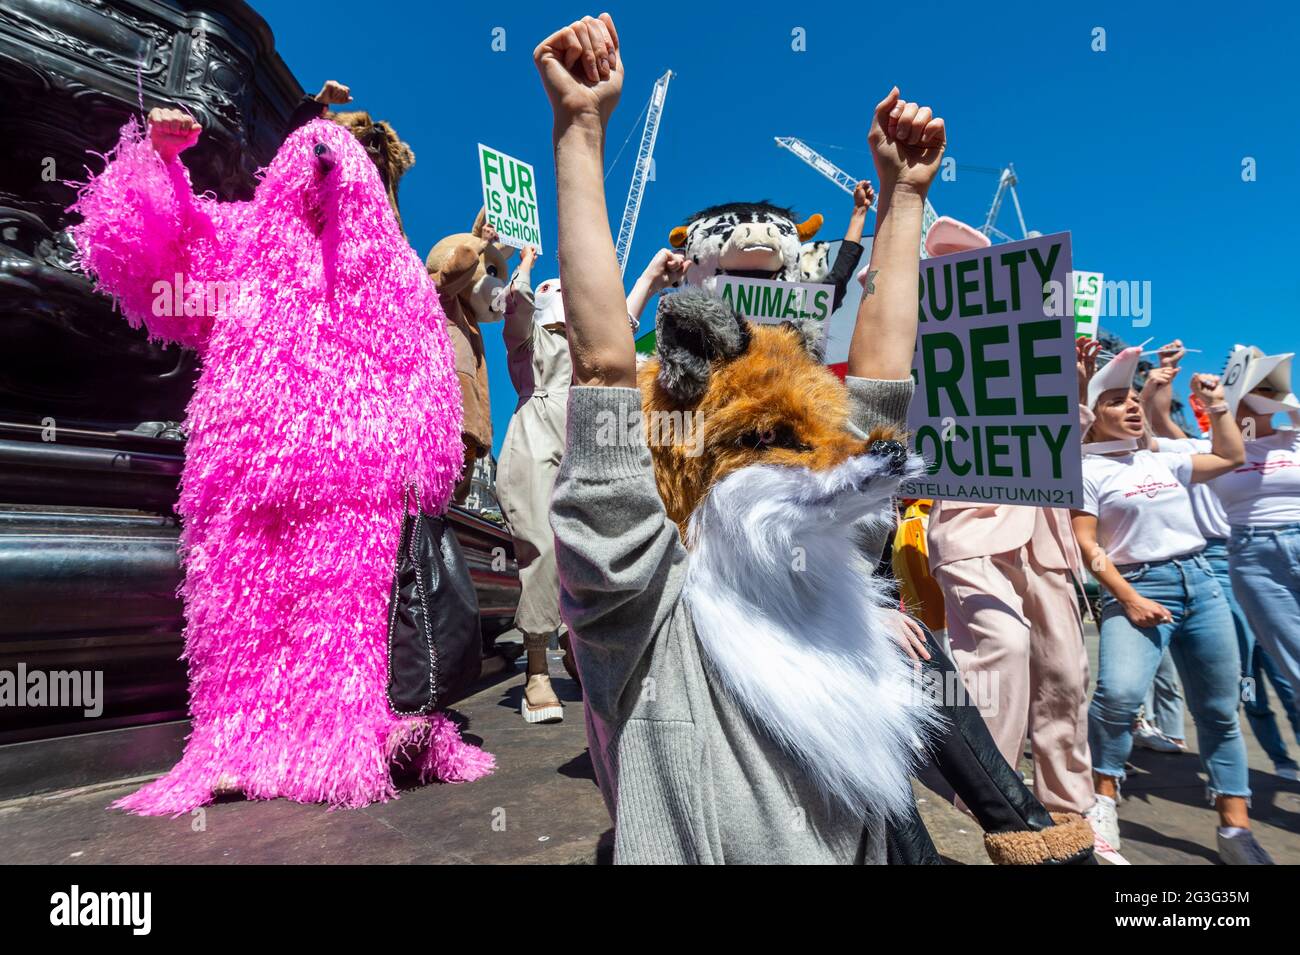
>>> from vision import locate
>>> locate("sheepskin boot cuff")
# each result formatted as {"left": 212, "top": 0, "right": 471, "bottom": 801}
{"left": 983, "top": 812, "right": 1094, "bottom": 865}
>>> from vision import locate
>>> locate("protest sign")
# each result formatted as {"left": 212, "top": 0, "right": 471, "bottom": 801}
{"left": 711, "top": 275, "right": 834, "bottom": 326}
{"left": 634, "top": 273, "right": 835, "bottom": 355}
{"left": 1072, "top": 270, "right": 1103, "bottom": 339}
{"left": 478, "top": 143, "right": 543, "bottom": 253}
{"left": 900, "top": 232, "right": 1084, "bottom": 509}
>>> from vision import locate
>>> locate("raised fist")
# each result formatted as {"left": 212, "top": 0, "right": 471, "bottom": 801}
{"left": 1191, "top": 372, "right": 1226, "bottom": 405}
{"left": 148, "top": 107, "right": 201, "bottom": 162}
{"left": 853, "top": 180, "right": 876, "bottom": 211}
{"left": 533, "top": 13, "right": 622, "bottom": 129}
{"left": 1156, "top": 339, "right": 1186, "bottom": 369}
{"left": 315, "top": 80, "right": 352, "bottom": 105}
{"left": 642, "top": 247, "right": 689, "bottom": 292}
{"left": 868, "top": 88, "right": 946, "bottom": 195}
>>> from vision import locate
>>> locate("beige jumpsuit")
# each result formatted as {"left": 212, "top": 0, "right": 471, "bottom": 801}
{"left": 496, "top": 284, "right": 570, "bottom": 637}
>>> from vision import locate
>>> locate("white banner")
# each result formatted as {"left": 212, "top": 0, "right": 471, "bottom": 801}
{"left": 1072, "top": 270, "right": 1104, "bottom": 339}
{"left": 899, "top": 232, "right": 1084, "bottom": 509}
{"left": 478, "top": 143, "right": 543, "bottom": 253}
{"left": 705, "top": 274, "right": 834, "bottom": 327}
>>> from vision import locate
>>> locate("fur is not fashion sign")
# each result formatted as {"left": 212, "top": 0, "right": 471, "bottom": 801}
{"left": 478, "top": 144, "right": 543, "bottom": 253}
{"left": 900, "top": 232, "right": 1084, "bottom": 509}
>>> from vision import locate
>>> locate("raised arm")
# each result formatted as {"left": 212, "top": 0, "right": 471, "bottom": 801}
{"left": 70, "top": 108, "right": 238, "bottom": 352}
{"left": 534, "top": 14, "right": 631, "bottom": 387}
{"left": 823, "top": 181, "right": 873, "bottom": 312}
{"left": 537, "top": 15, "right": 691, "bottom": 723}
{"left": 1140, "top": 340, "right": 1189, "bottom": 439}
{"left": 501, "top": 245, "right": 539, "bottom": 354}
{"left": 843, "top": 180, "right": 874, "bottom": 245}
{"left": 847, "top": 89, "right": 945, "bottom": 380}
{"left": 625, "top": 248, "right": 689, "bottom": 325}
{"left": 1187, "top": 373, "right": 1245, "bottom": 481}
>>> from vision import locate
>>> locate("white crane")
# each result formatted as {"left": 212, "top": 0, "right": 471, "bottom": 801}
{"left": 775, "top": 136, "right": 939, "bottom": 256}
{"left": 980, "top": 163, "right": 1038, "bottom": 242}
{"left": 614, "top": 70, "right": 673, "bottom": 277}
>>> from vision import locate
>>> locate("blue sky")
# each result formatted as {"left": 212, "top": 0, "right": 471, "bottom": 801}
{"left": 254, "top": 0, "right": 1299, "bottom": 454}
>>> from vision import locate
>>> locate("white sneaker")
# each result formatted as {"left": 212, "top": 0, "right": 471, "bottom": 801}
{"left": 1134, "top": 718, "right": 1184, "bottom": 753}
{"left": 1274, "top": 765, "right": 1300, "bottom": 782}
{"left": 1217, "top": 828, "right": 1274, "bottom": 865}
{"left": 1086, "top": 795, "right": 1121, "bottom": 851}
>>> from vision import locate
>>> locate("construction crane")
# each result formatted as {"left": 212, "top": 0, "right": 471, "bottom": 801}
{"left": 775, "top": 136, "right": 939, "bottom": 256}
{"left": 614, "top": 70, "right": 673, "bottom": 277}
{"left": 980, "top": 163, "right": 1038, "bottom": 242}
{"left": 774, "top": 136, "right": 862, "bottom": 197}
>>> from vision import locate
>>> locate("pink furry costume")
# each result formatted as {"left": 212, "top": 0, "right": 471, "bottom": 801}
{"left": 70, "top": 117, "right": 494, "bottom": 815}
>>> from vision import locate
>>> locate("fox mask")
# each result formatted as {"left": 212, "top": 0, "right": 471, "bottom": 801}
{"left": 638, "top": 289, "right": 903, "bottom": 531}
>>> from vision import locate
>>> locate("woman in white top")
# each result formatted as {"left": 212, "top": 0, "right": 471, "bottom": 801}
{"left": 1071, "top": 341, "right": 1271, "bottom": 864}
{"left": 1142, "top": 343, "right": 1300, "bottom": 780}
{"left": 1207, "top": 345, "right": 1300, "bottom": 713}
{"left": 496, "top": 248, "right": 688, "bottom": 724}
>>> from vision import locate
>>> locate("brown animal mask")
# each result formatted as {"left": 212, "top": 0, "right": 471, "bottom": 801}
{"left": 328, "top": 110, "right": 416, "bottom": 233}
{"left": 425, "top": 209, "right": 516, "bottom": 324}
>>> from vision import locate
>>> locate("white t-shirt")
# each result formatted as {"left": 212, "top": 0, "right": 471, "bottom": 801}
{"left": 1158, "top": 437, "right": 1231, "bottom": 540}
{"left": 1209, "top": 429, "right": 1300, "bottom": 527}
{"left": 1081, "top": 449, "right": 1206, "bottom": 565}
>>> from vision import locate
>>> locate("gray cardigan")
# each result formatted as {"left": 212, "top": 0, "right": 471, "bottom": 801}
{"left": 550, "top": 376, "right": 914, "bottom": 864}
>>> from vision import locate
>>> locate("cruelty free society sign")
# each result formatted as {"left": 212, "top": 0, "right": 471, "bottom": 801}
{"left": 899, "top": 232, "right": 1084, "bottom": 509}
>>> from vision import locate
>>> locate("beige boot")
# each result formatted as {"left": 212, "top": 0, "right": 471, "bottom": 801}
{"left": 521, "top": 632, "right": 563, "bottom": 724}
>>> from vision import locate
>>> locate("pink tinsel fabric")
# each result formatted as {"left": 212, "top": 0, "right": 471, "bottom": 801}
{"left": 70, "top": 118, "right": 494, "bottom": 815}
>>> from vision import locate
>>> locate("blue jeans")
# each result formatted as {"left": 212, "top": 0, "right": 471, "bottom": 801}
{"left": 1204, "top": 539, "right": 1300, "bottom": 770}
{"left": 1144, "top": 648, "right": 1185, "bottom": 741}
{"left": 1228, "top": 524, "right": 1300, "bottom": 720}
{"left": 1090, "top": 553, "right": 1251, "bottom": 798}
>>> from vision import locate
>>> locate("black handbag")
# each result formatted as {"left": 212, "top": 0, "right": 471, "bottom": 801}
{"left": 386, "top": 485, "right": 482, "bottom": 714}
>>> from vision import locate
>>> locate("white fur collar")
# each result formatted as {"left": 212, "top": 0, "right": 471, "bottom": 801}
{"left": 682, "top": 454, "right": 940, "bottom": 821}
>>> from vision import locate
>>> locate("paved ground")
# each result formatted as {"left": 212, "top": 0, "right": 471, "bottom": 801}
{"left": 2, "top": 627, "right": 1298, "bottom": 864}
{"left": 0, "top": 646, "right": 612, "bottom": 865}
{"left": 1076, "top": 622, "right": 1300, "bottom": 865}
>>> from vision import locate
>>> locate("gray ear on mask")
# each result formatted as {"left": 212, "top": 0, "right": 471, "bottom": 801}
{"left": 780, "top": 318, "right": 825, "bottom": 364}
{"left": 655, "top": 289, "right": 751, "bottom": 403}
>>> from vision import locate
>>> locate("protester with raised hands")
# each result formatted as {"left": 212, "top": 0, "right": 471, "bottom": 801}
{"left": 534, "top": 12, "right": 1101, "bottom": 867}
{"left": 539, "top": 12, "right": 940, "bottom": 864}
{"left": 625, "top": 247, "right": 691, "bottom": 328}
{"left": 1141, "top": 341, "right": 1300, "bottom": 780}
{"left": 1199, "top": 344, "right": 1300, "bottom": 717}
{"left": 1073, "top": 341, "right": 1272, "bottom": 863}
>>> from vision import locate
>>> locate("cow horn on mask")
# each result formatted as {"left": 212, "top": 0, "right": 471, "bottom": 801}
{"left": 796, "top": 214, "right": 823, "bottom": 241}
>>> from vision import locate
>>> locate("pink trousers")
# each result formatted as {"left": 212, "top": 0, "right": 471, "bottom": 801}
{"left": 935, "top": 544, "right": 1094, "bottom": 815}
